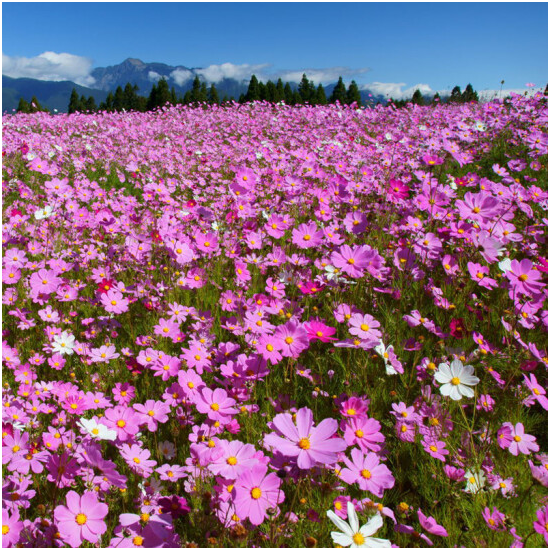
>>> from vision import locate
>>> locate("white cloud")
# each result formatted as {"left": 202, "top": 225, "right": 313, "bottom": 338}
{"left": 360, "top": 82, "right": 434, "bottom": 100}
{"left": 2, "top": 51, "right": 96, "bottom": 86}
{"left": 148, "top": 71, "right": 162, "bottom": 82}
{"left": 170, "top": 68, "right": 193, "bottom": 86}
{"left": 278, "top": 67, "right": 369, "bottom": 85}
{"left": 195, "top": 62, "right": 270, "bottom": 83}
{"left": 477, "top": 88, "right": 543, "bottom": 101}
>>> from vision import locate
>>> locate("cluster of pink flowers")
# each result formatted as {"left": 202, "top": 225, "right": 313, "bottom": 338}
{"left": 1, "top": 92, "right": 547, "bottom": 547}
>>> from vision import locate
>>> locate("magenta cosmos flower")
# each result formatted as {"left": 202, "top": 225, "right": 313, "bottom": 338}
{"left": 263, "top": 407, "right": 347, "bottom": 469}
{"left": 54, "top": 490, "right": 108, "bottom": 547}
{"left": 233, "top": 463, "right": 284, "bottom": 525}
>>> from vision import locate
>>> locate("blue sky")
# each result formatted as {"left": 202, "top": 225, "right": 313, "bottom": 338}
{"left": 2, "top": 2, "right": 548, "bottom": 97}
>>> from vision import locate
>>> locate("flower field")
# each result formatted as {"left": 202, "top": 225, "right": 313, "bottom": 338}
{"left": 2, "top": 93, "right": 548, "bottom": 548}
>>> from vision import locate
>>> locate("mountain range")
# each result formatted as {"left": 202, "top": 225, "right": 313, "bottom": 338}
{"left": 3, "top": 57, "right": 388, "bottom": 112}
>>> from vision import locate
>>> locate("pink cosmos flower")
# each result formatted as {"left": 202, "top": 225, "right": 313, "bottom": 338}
{"left": 422, "top": 438, "right": 449, "bottom": 462}
{"left": 273, "top": 321, "right": 309, "bottom": 358}
{"left": 505, "top": 258, "right": 545, "bottom": 296}
{"left": 482, "top": 507, "right": 506, "bottom": 531}
{"left": 54, "top": 490, "right": 108, "bottom": 547}
{"left": 417, "top": 509, "right": 449, "bottom": 536}
{"left": 89, "top": 345, "right": 120, "bottom": 363}
{"left": 233, "top": 463, "right": 284, "bottom": 525}
{"left": 2, "top": 508, "right": 24, "bottom": 547}
{"left": 120, "top": 444, "right": 157, "bottom": 477}
{"left": 292, "top": 222, "right": 324, "bottom": 249}
{"left": 342, "top": 416, "right": 385, "bottom": 453}
{"left": 304, "top": 320, "right": 338, "bottom": 342}
{"left": 263, "top": 407, "right": 347, "bottom": 469}
{"left": 501, "top": 422, "right": 539, "bottom": 456}
{"left": 339, "top": 448, "right": 395, "bottom": 497}
{"left": 100, "top": 289, "right": 129, "bottom": 314}
{"left": 103, "top": 406, "right": 140, "bottom": 441}
{"left": 133, "top": 400, "right": 170, "bottom": 432}
{"left": 256, "top": 334, "right": 284, "bottom": 364}
{"left": 533, "top": 506, "right": 548, "bottom": 544}
{"left": 208, "top": 439, "right": 259, "bottom": 479}
{"left": 348, "top": 313, "right": 382, "bottom": 342}
{"left": 195, "top": 387, "right": 238, "bottom": 422}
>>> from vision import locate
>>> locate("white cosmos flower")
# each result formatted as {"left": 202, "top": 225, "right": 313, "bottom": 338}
{"left": 498, "top": 258, "right": 512, "bottom": 273}
{"left": 374, "top": 341, "right": 398, "bottom": 376}
{"left": 327, "top": 502, "right": 391, "bottom": 548}
{"left": 51, "top": 331, "right": 76, "bottom": 356}
{"left": 464, "top": 469, "right": 486, "bottom": 493}
{"left": 434, "top": 359, "right": 479, "bottom": 400}
{"left": 77, "top": 418, "right": 117, "bottom": 441}
{"left": 34, "top": 205, "right": 55, "bottom": 220}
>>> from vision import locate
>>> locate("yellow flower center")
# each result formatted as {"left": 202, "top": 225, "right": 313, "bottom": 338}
{"left": 513, "top": 435, "right": 521, "bottom": 442}
{"left": 2, "top": 526, "right": 9, "bottom": 535}
{"left": 285, "top": 337, "right": 294, "bottom": 345}
{"left": 360, "top": 324, "right": 369, "bottom": 331}
{"left": 251, "top": 487, "right": 262, "bottom": 499}
{"left": 355, "top": 430, "right": 364, "bottom": 438}
{"left": 227, "top": 456, "right": 238, "bottom": 465}
{"left": 75, "top": 513, "right": 87, "bottom": 525}
{"left": 298, "top": 438, "right": 310, "bottom": 450}
{"left": 353, "top": 533, "right": 365, "bottom": 545}
{"left": 133, "top": 535, "right": 144, "bottom": 546}
{"left": 116, "top": 420, "right": 126, "bottom": 428}
{"left": 361, "top": 469, "right": 372, "bottom": 479}
{"left": 346, "top": 408, "right": 356, "bottom": 416}
{"left": 450, "top": 377, "right": 461, "bottom": 385}
{"left": 211, "top": 403, "right": 220, "bottom": 411}
{"left": 429, "top": 445, "right": 438, "bottom": 453}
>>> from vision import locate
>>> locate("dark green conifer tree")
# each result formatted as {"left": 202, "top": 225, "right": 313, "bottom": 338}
{"left": 411, "top": 89, "right": 425, "bottom": 106}
{"left": 113, "top": 86, "right": 125, "bottom": 111}
{"left": 450, "top": 85, "right": 462, "bottom": 103}
{"left": 17, "top": 97, "right": 30, "bottom": 113}
{"left": 265, "top": 80, "right": 276, "bottom": 103}
{"left": 346, "top": 80, "right": 362, "bottom": 106}
{"left": 461, "top": 83, "right": 479, "bottom": 103}
{"left": 208, "top": 84, "right": 220, "bottom": 104}
{"left": 283, "top": 82, "right": 294, "bottom": 105}
{"left": 275, "top": 78, "right": 285, "bottom": 102}
{"left": 330, "top": 77, "right": 347, "bottom": 104}
{"left": 85, "top": 96, "right": 97, "bottom": 112}
{"left": 245, "top": 75, "right": 260, "bottom": 102}
{"left": 298, "top": 74, "right": 312, "bottom": 104}
{"left": 68, "top": 88, "right": 80, "bottom": 114}
{"left": 316, "top": 84, "right": 327, "bottom": 105}
{"left": 156, "top": 79, "right": 171, "bottom": 107}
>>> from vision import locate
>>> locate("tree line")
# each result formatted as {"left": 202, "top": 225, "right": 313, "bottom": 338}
{"left": 390, "top": 84, "right": 479, "bottom": 108}
{"left": 63, "top": 73, "right": 363, "bottom": 114}
{"left": 15, "top": 76, "right": 482, "bottom": 115}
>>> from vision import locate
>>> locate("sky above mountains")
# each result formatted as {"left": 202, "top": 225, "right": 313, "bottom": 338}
{"left": 2, "top": 2, "right": 548, "bottom": 99}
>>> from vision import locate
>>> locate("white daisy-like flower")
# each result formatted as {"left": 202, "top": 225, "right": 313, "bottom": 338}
{"left": 51, "top": 331, "right": 76, "bottom": 356}
{"left": 327, "top": 502, "right": 391, "bottom": 548}
{"left": 464, "top": 469, "right": 486, "bottom": 493}
{"left": 34, "top": 205, "right": 55, "bottom": 220}
{"left": 498, "top": 258, "right": 512, "bottom": 273}
{"left": 434, "top": 359, "right": 479, "bottom": 400}
{"left": 77, "top": 418, "right": 117, "bottom": 441}
{"left": 374, "top": 341, "right": 398, "bottom": 376}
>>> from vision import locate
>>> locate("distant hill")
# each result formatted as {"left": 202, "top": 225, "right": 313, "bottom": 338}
{"left": 2, "top": 75, "right": 108, "bottom": 113}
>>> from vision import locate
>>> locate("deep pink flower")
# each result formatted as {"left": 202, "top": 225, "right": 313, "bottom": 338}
{"left": 304, "top": 320, "right": 338, "bottom": 342}
{"left": 273, "top": 321, "right": 309, "bottom": 358}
